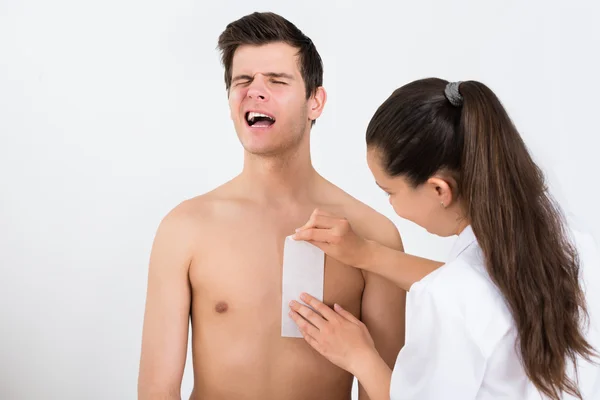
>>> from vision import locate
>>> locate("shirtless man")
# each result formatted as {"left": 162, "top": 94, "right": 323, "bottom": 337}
{"left": 137, "top": 12, "right": 406, "bottom": 400}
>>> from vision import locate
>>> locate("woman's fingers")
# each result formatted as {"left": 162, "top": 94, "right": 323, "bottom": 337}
{"left": 301, "top": 329, "right": 324, "bottom": 354}
{"left": 296, "top": 214, "right": 338, "bottom": 232}
{"left": 298, "top": 293, "right": 339, "bottom": 322}
{"left": 334, "top": 303, "right": 362, "bottom": 325}
{"left": 289, "top": 300, "right": 328, "bottom": 329}
{"left": 289, "top": 308, "right": 321, "bottom": 337}
{"left": 295, "top": 208, "right": 344, "bottom": 231}
{"left": 292, "top": 227, "right": 335, "bottom": 243}
{"left": 311, "top": 208, "right": 339, "bottom": 219}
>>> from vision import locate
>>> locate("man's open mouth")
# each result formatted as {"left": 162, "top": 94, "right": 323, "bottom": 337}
{"left": 246, "top": 112, "right": 276, "bottom": 127}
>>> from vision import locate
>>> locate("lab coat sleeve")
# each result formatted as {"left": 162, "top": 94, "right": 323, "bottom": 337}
{"left": 390, "top": 290, "right": 486, "bottom": 400}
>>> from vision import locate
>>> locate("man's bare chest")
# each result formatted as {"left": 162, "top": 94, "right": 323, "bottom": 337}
{"left": 189, "top": 227, "right": 365, "bottom": 320}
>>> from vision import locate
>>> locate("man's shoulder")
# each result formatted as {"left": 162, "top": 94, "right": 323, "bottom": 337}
{"left": 159, "top": 182, "right": 244, "bottom": 234}
{"left": 321, "top": 182, "right": 403, "bottom": 251}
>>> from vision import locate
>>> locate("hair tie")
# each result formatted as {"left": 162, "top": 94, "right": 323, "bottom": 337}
{"left": 444, "top": 81, "right": 463, "bottom": 107}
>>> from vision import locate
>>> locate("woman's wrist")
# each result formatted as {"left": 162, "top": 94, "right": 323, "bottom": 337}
{"left": 357, "top": 239, "right": 403, "bottom": 276}
{"left": 357, "top": 239, "right": 444, "bottom": 291}
{"left": 357, "top": 239, "right": 382, "bottom": 271}
{"left": 352, "top": 349, "right": 392, "bottom": 400}
{"left": 351, "top": 347, "right": 383, "bottom": 377}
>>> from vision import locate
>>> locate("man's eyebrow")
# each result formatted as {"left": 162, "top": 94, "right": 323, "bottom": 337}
{"left": 264, "top": 72, "right": 294, "bottom": 80}
{"left": 232, "top": 74, "right": 253, "bottom": 82}
{"left": 232, "top": 72, "right": 294, "bottom": 82}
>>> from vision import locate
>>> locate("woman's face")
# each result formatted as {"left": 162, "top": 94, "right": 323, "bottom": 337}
{"left": 366, "top": 148, "right": 466, "bottom": 237}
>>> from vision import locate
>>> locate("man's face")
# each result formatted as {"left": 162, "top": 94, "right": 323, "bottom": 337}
{"left": 228, "top": 42, "right": 319, "bottom": 157}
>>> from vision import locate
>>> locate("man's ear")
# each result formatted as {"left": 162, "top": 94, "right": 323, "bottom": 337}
{"left": 308, "top": 87, "right": 327, "bottom": 122}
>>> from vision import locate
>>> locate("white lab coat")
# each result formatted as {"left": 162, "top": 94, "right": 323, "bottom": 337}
{"left": 389, "top": 221, "right": 600, "bottom": 399}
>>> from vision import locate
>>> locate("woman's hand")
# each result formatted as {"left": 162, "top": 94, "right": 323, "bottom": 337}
{"left": 288, "top": 292, "right": 378, "bottom": 376}
{"left": 292, "top": 208, "right": 373, "bottom": 268}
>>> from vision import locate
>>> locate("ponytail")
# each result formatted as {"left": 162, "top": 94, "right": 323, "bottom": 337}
{"left": 458, "top": 81, "right": 596, "bottom": 399}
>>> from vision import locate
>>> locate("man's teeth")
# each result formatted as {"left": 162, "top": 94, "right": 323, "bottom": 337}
{"left": 247, "top": 112, "right": 274, "bottom": 122}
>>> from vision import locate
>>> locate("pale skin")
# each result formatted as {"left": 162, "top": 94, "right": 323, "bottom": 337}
{"left": 288, "top": 150, "right": 470, "bottom": 400}
{"left": 137, "top": 42, "right": 406, "bottom": 400}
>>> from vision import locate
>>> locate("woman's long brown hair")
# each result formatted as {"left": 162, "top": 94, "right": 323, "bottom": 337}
{"left": 366, "top": 78, "right": 597, "bottom": 399}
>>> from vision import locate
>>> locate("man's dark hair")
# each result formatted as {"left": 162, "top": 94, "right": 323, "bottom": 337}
{"left": 217, "top": 12, "right": 323, "bottom": 99}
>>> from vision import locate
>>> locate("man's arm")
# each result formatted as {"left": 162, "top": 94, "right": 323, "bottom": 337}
{"left": 358, "top": 216, "right": 406, "bottom": 400}
{"left": 138, "top": 207, "right": 194, "bottom": 399}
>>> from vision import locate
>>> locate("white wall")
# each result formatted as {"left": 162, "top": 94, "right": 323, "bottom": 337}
{"left": 1, "top": 0, "right": 598, "bottom": 399}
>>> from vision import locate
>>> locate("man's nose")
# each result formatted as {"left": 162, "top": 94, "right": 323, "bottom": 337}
{"left": 247, "top": 77, "right": 269, "bottom": 101}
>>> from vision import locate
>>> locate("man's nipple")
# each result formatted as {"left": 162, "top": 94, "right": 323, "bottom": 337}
{"left": 215, "top": 301, "right": 229, "bottom": 313}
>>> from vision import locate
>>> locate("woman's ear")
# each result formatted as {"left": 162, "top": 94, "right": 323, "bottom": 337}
{"left": 426, "top": 176, "right": 455, "bottom": 209}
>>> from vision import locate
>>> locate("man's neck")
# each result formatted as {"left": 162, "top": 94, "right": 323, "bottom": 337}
{"left": 238, "top": 147, "right": 322, "bottom": 207}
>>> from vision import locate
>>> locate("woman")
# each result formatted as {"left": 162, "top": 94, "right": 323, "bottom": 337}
{"left": 289, "top": 78, "right": 599, "bottom": 399}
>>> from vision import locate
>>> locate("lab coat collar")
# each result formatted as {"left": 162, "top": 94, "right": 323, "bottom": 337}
{"left": 448, "top": 225, "right": 477, "bottom": 262}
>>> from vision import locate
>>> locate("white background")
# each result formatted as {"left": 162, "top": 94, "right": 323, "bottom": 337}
{"left": 1, "top": 0, "right": 599, "bottom": 399}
